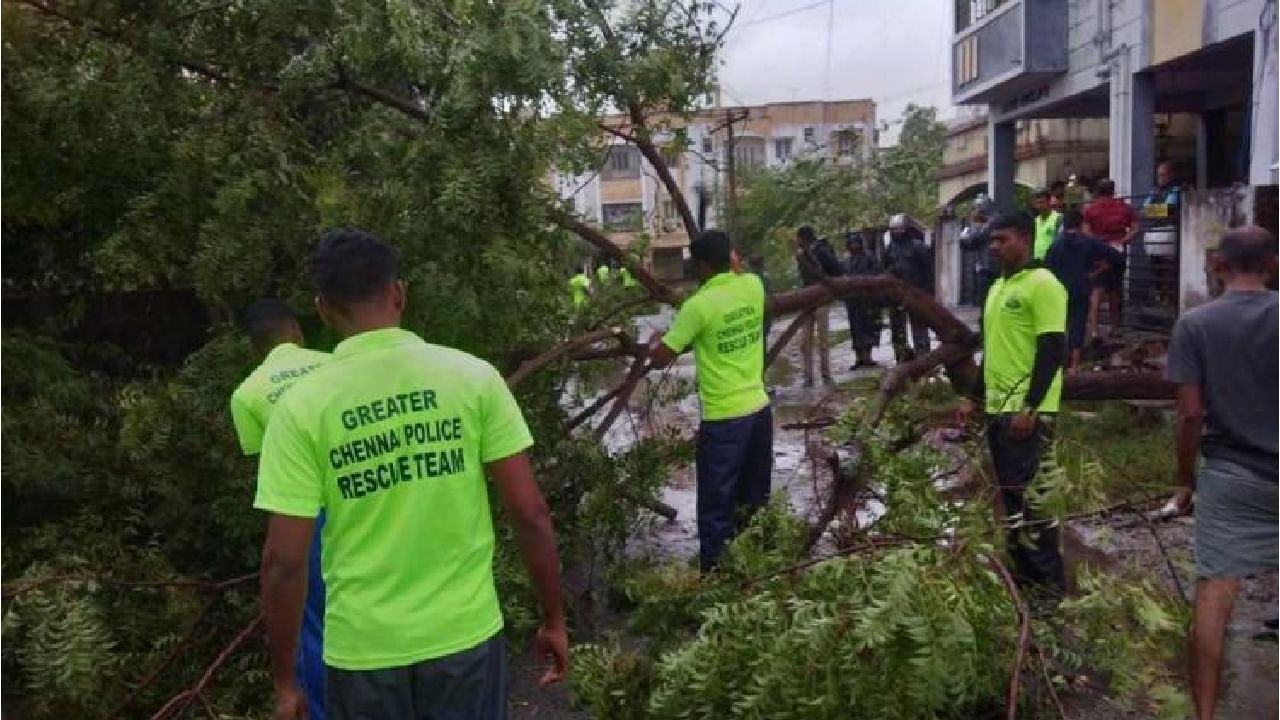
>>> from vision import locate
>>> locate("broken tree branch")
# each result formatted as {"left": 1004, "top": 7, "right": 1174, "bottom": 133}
{"left": 765, "top": 309, "right": 814, "bottom": 369}
{"left": 988, "top": 557, "right": 1032, "bottom": 720}
{"left": 2, "top": 572, "right": 257, "bottom": 601}
{"left": 508, "top": 327, "right": 623, "bottom": 388}
{"left": 149, "top": 613, "right": 264, "bottom": 720}
{"left": 864, "top": 342, "right": 977, "bottom": 427}
{"left": 592, "top": 355, "right": 650, "bottom": 443}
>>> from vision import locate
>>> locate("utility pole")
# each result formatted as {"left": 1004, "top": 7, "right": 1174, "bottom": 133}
{"left": 726, "top": 109, "right": 738, "bottom": 239}
{"left": 708, "top": 108, "right": 750, "bottom": 237}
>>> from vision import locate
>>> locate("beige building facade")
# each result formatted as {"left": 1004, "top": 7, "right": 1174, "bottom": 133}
{"left": 554, "top": 99, "right": 877, "bottom": 279}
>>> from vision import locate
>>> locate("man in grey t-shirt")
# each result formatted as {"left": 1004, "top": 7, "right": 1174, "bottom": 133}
{"left": 1165, "top": 225, "right": 1278, "bottom": 720}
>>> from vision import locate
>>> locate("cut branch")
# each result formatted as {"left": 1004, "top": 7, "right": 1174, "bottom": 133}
{"left": 149, "top": 613, "right": 264, "bottom": 720}
{"left": 592, "top": 356, "right": 650, "bottom": 443}
{"left": 508, "top": 327, "right": 622, "bottom": 388}
{"left": 765, "top": 310, "right": 814, "bottom": 369}
{"left": 988, "top": 558, "right": 1032, "bottom": 720}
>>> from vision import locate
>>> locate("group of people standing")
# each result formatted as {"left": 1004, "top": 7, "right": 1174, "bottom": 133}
{"left": 962, "top": 197, "right": 1276, "bottom": 720}
{"left": 231, "top": 200, "right": 1273, "bottom": 720}
{"left": 792, "top": 215, "right": 935, "bottom": 386}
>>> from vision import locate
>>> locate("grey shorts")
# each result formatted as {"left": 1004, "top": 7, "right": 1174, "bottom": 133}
{"left": 327, "top": 633, "right": 508, "bottom": 720}
{"left": 1194, "top": 457, "right": 1279, "bottom": 579}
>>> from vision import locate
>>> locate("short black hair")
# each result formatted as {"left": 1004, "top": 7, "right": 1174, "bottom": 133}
{"left": 747, "top": 254, "right": 766, "bottom": 272}
{"left": 242, "top": 299, "right": 299, "bottom": 349}
{"left": 1062, "top": 207, "right": 1084, "bottom": 230}
{"left": 797, "top": 225, "right": 817, "bottom": 243}
{"left": 1095, "top": 178, "right": 1116, "bottom": 197}
{"left": 690, "top": 229, "right": 733, "bottom": 270}
{"left": 988, "top": 211, "right": 1035, "bottom": 239}
{"left": 1033, "top": 188, "right": 1052, "bottom": 200}
{"left": 1049, "top": 180, "right": 1066, "bottom": 194}
{"left": 1218, "top": 225, "right": 1277, "bottom": 274}
{"left": 311, "top": 228, "right": 399, "bottom": 305}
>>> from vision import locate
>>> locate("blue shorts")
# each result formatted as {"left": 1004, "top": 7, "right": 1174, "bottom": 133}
{"left": 298, "top": 513, "right": 327, "bottom": 720}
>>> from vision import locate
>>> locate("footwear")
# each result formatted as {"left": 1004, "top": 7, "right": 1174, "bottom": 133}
{"left": 803, "top": 378, "right": 814, "bottom": 388}
{"left": 821, "top": 374, "right": 835, "bottom": 385}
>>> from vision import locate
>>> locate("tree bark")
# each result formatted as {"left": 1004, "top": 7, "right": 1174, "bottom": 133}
{"left": 550, "top": 208, "right": 682, "bottom": 306}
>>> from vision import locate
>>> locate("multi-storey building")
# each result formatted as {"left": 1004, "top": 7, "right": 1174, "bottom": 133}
{"left": 554, "top": 99, "right": 877, "bottom": 279}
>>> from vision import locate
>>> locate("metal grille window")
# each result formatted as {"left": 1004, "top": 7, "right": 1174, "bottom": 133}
{"left": 602, "top": 146, "right": 640, "bottom": 180}
{"left": 602, "top": 202, "right": 643, "bottom": 231}
{"left": 774, "top": 137, "right": 794, "bottom": 161}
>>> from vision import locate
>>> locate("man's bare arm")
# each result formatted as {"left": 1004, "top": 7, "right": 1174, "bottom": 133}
{"left": 1174, "top": 383, "right": 1204, "bottom": 490}
{"left": 260, "top": 514, "right": 314, "bottom": 694}
{"left": 648, "top": 333, "right": 678, "bottom": 370}
{"left": 489, "top": 452, "right": 568, "bottom": 684}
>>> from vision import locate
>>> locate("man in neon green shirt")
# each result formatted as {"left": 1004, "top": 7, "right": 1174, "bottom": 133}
{"left": 959, "top": 211, "right": 1068, "bottom": 600}
{"left": 255, "top": 229, "right": 567, "bottom": 720}
{"left": 230, "top": 300, "right": 329, "bottom": 455}
{"left": 230, "top": 299, "right": 330, "bottom": 719}
{"left": 568, "top": 271, "right": 591, "bottom": 309}
{"left": 1031, "top": 188, "right": 1061, "bottom": 260}
{"left": 649, "top": 229, "right": 772, "bottom": 571}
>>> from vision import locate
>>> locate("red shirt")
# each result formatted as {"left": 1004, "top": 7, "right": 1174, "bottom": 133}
{"left": 1083, "top": 197, "right": 1137, "bottom": 246}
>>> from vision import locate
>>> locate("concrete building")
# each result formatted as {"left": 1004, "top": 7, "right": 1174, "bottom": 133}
{"left": 938, "top": 114, "right": 1111, "bottom": 206}
{"left": 553, "top": 99, "right": 877, "bottom": 279}
{"left": 952, "top": 0, "right": 1277, "bottom": 202}
{"left": 942, "top": 0, "right": 1278, "bottom": 318}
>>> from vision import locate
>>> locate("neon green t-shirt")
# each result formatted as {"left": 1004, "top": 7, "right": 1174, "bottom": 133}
{"left": 662, "top": 271, "right": 769, "bottom": 421}
{"left": 253, "top": 328, "right": 534, "bottom": 670}
{"left": 569, "top": 274, "right": 591, "bottom": 307}
{"left": 1033, "top": 210, "right": 1060, "bottom": 259}
{"left": 982, "top": 265, "right": 1067, "bottom": 414}
{"left": 619, "top": 267, "right": 637, "bottom": 289}
{"left": 596, "top": 265, "right": 612, "bottom": 285}
{"left": 229, "top": 343, "right": 329, "bottom": 455}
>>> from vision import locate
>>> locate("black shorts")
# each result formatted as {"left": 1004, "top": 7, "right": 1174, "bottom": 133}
{"left": 327, "top": 633, "right": 508, "bottom": 720}
{"left": 1067, "top": 298, "right": 1089, "bottom": 350}
{"left": 1097, "top": 252, "right": 1127, "bottom": 291}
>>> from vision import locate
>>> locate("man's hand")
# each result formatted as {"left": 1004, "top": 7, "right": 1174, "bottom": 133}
{"left": 272, "top": 685, "right": 306, "bottom": 720}
{"left": 1009, "top": 409, "right": 1037, "bottom": 440}
{"left": 535, "top": 622, "right": 569, "bottom": 686}
{"left": 1172, "top": 486, "right": 1194, "bottom": 516}
{"left": 955, "top": 397, "right": 981, "bottom": 427}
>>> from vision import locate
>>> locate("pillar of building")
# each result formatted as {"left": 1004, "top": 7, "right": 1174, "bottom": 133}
{"left": 1249, "top": 1, "right": 1279, "bottom": 186}
{"left": 987, "top": 119, "right": 1016, "bottom": 211}
{"left": 1127, "top": 71, "right": 1156, "bottom": 200}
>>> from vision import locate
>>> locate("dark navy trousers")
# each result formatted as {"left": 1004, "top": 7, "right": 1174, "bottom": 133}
{"left": 696, "top": 405, "right": 774, "bottom": 570}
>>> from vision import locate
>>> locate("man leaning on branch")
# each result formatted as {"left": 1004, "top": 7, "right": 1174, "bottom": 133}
{"left": 650, "top": 229, "right": 773, "bottom": 572}
{"left": 959, "top": 211, "right": 1069, "bottom": 602}
{"left": 1166, "top": 226, "right": 1278, "bottom": 720}
{"left": 231, "top": 300, "right": 330, "bottom": 720}
{"left": 255, "top": 229, "right": 568, "bottom": 720}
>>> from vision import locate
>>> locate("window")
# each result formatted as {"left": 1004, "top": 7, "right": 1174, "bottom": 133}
{"left": 602, "top": 146, "right": 640, "bottom": 180}
{"left": 733, "top": 137, "right": 765, "bottom": 169}
{"left": 803, "top": 127, "right": 815, "bottom": 145}
{"left": 956, "top": 34, "right": 979, "bottom": 86}
{"left": 701, "top": 136, "right": 713, "bottom": 153}
{"left": 602, "top": 202, "right": 643, "bottom": 231}
{"left": 835, "top": 130, "right": 861, "bottom": 157}
{"left": 955, "top": 0, "right": 1005, "bottom": 32}
{"left": 774, "top": 137, "right": 794, "bottom": 162}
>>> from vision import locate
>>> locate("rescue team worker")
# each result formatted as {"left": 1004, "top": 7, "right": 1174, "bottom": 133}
{"left": 883, "top": 214, "right": 932, "bottom": 362}
{"left": 255, "top": 229, "right": 568, "bottom": 720}
{"left": 595, "top": 261, "right": 612, "bottom": 286}
{"left": 619, "top": 266, "right": 637, "bottom": 290}
{"left": 568, "top": 269, "right": 591, "bottom": 309}
{"left": 230, "top": 299, "right": 330, "bottom": 720}
{"left": 842, "top": 232, "right": 881, "bottom": 369}
{"left": 1044, "top": 208, "right": 1123, "bottom": 373}
{"left": 1165, "top": 226, "right": 1277, "bottom": 720}
{"left": 958, "top": 211, "right": 1068, "bottom": 601}
{"left": 794, "top": 225, "right": 843, "bottom": 387}
{"left": 1031, "top": 189, "right": 1062, "bottom": 260}
{"left": 649, "top": 229, "right": 772, "bottom": 572}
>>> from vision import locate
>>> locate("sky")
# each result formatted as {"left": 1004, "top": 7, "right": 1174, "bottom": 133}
{"left": 715, "top": 0, "right": 958, "bottom": 144}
